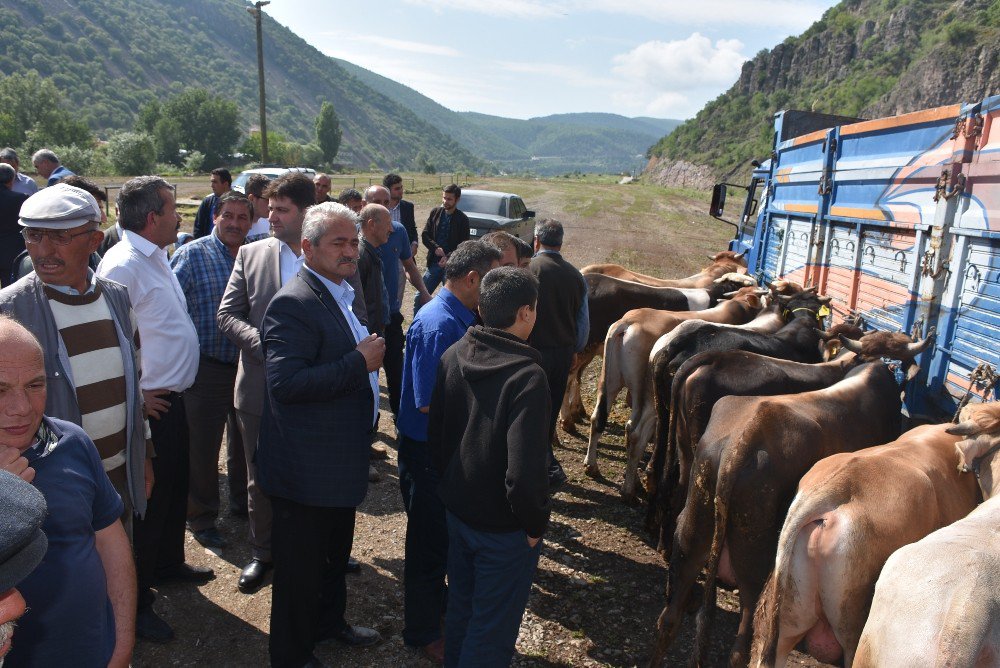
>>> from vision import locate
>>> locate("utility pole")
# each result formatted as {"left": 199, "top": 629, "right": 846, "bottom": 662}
{"left": 247, "top": 1, "right": 271, "bottom": 163}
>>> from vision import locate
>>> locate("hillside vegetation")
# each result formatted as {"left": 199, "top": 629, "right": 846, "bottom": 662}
{"left": 647, "top": 0, "right": 1000, "bottom": 185}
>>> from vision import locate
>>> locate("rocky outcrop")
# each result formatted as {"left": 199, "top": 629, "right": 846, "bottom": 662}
{"left": 643, "top": 157, "right": 717, "bottom": 190}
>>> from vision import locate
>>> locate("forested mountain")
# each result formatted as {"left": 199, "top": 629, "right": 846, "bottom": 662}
{"left": 0, "top": 0, "right": 483, "bottom": 171}
{"left": 645, "top": 0, "right": 1000, "bottom": 188}
{"left": 334, "top": 58, "right": 681, "bottom": 175}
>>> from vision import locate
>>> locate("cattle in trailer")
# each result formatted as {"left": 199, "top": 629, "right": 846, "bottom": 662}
{"left": 749, "top": 421, "right": 980, "bottom": 667}
{"left": 648, "top": 362, "right": 903, "bottom": 668}
{"left": 580, "top": 250, "right": 747, "bottom": 288}
{"left": 584, "top": 286, "right": 767, "bottom": 501}
{"left": 853, "top": 402, "right": 1000, "bottom": 668}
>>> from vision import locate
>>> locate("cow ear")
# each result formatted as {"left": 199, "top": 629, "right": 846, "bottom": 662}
{"left": 817, "top": 295, "right": 833, "bottom": 304}
{"left": 947, "top": 420, "right": 981, "bottom": 436}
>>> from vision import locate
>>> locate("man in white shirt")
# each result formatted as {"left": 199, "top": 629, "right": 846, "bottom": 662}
{"left": 97, "top": 176, "right": 212, "bottom": 643}
{"left": 0, "top": 148, "right": 38, "bottom": 196}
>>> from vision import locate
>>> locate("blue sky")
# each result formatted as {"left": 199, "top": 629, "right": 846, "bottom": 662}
{"left": 266, "top": 0, "right": 840, "bottom": 121}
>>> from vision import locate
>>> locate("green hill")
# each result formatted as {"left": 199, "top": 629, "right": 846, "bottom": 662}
{"left": 647, "top": 0, "right": 1000, "bottom": 185}
{"left": 0, "top": 0, "right": 484, "bottom": 171}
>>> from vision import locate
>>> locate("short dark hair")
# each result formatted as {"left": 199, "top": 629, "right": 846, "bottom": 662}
{"left": 60, "top": 175, "right": 107, "bottom": 202}
{"left": 0, "top": 163, "right": 14, "bottom": 186}
{"left": 534, "top": 218, "right": 564, "bottom": 247}
{"left": 211, "top": 167, "right": 232, "bottom": 185}
{"left": 445, "top": 240, "right": 501, "bottom": 282}
{"left": 382, "top": 173, "right": 402, "bottom": 188}
{"left": 264, "top": 172, "right": 314, "bottom": 210}
{"left": 117, "top": 176, "right": 172, "bottom": 233}
{"left": 338, "top": 188, "right": 363, "bottom": 204}
{"left": 479, "top": 267, "right": 538, "bottom": 329}
{"left": 244, "top": 173, "right": 270, "bottom": 198}
{"left": 513, "top": 235, "right": 533, "bottom": 262}
{"left": 443, "top": 183, "right": 461, "bottom": 199}
{"left": 216, "top": 191, "right": 254, "bottom": 220}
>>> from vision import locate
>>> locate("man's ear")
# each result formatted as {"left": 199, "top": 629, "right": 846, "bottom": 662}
{"left": 301, "top": 237, "right": 313, "bottom": 259}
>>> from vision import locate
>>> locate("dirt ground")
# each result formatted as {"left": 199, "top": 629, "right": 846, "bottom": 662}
{"left": 129, "top": 175, "right": 827, "bottom": 667}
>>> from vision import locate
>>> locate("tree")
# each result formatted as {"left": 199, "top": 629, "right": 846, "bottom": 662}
{"left": 0, "top": 72, "right": 92, "bottom": 150}
{"left": 315, "top": 101, "right": 342, "bottom": 164}
{"left": 136, "top": 89, "right": 240, "bottom": 169}
{"left": 107, "top": 131, "right": 156, "bottom": 175}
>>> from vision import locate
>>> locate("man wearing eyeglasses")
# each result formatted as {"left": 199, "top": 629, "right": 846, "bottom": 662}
{"left": 0, "top": 183, "right": 154, "bottom": 540}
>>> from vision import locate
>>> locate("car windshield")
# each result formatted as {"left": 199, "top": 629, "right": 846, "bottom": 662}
{"left": 458, "top": 193, "right": 504, "bottom": 216}
{"left": 232, "top": 173, "right": 252, "bottom": 190}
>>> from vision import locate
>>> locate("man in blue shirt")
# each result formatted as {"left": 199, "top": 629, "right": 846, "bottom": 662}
{"left": 397, "top": 240, "right": 500, "bottom": 662}
{"left": 171, "top": 192, "right": 253, "bottom": 549}
{"left": 30, "top": 149, "right": 74, "bottom": 187}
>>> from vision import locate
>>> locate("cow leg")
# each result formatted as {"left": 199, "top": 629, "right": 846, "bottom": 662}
{"left": 560, "top": 345, "right": 598, "bottom": 431}
{"left": 584, "top": 359, "right": 624, "bottom": 478}
{"left": 622, "top": 409, "right": 656, "bottom": 504}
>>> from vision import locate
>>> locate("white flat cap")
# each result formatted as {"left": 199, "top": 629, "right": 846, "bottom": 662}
{"left": 19, "top": 183, "right": 102, "bottom": 229}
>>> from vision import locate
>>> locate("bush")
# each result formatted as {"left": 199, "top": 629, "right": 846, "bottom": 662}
{"left": 107, "top": 131, "right": 156, "bottom": 175}
{"left": 46, "top": 143, "right": 95, "bottom": 175}
{"left": 183, "top": 150, "right": 205, "bottom": 174}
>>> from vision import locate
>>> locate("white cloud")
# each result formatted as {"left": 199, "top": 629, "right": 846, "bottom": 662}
{"left": 611, "top": 33, "right": 746, "bottom": 91}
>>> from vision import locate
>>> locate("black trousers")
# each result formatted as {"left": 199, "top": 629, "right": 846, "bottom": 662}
{"left": 135, "top": 391, "right": 190, "bottom": 610}
{"left": 384, "top": 310, "right": 405, "bottom": 417}
{"left": 534, "top": 345, "right": 574, "bottom": 444}
{"left": 269, "top": 496, "right": 356, "bottom": 668}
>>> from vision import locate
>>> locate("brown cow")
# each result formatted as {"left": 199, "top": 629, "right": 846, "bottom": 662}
{"left": 649, "top": 362, "right": 902, "bottom": 668}
{"left": 580, "top": 250, "right": 747, "bottom": 288}
{"left": 750, "top": 423, "right": 981, "bottom": 667}
{"left": 584, "top": 286, "right": 766, "bottom": 501}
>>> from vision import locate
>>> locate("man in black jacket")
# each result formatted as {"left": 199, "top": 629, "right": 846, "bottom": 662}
{"left": 193, "top": 168, "right": 231, "bottom": 238}
{"left": 356, "top": 203, "right": 392, "bottom": 336}
{"left": 428, "top": 266, "right": 550, "bottom": 667}
{"left": 416, "top": 184, "right": 469, "bottom": 312}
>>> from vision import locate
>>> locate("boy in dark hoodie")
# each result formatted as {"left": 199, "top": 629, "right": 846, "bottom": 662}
{"left": 428, "top": 266, "right": 551, "bottom": 667}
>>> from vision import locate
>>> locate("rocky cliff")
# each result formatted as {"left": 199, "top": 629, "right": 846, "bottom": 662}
{"left": 646, "top": 0, "right": 1000, "bottom": 189}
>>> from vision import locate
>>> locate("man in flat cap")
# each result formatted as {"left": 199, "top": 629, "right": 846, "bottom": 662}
{"left": 0, "top": 469, "right": 48, "bottom": 663}
{"left": 0, "top": 316, "right": 136, "bottom": 667}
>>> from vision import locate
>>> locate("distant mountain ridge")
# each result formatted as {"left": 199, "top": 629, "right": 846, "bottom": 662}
{"left": 645, "top": 0, "right": 1000, "bottom": 188}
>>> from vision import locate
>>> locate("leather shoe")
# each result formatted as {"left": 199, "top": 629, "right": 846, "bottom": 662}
{"left": 419, "top": 638, "right": 445, "bottom": 664}
{"left": 238, "top": 558, "right": 272, "bottom": 593}
{"left": 548, "top": 462, "right": 568, "bottom": 491}
{"left": 321, "top": 624, "right": 381, "bottom": 647}
{"left": 192, "top": 526, "right": 227, "bottom": 549}
{"left": 136, "top": 607, "right": 174, "bottom": 643}
{"left": 345, "top": 556, "right": 361, "bottom": 574}
{"left": 155, "top": 562, "right": 215, "bottom": 585}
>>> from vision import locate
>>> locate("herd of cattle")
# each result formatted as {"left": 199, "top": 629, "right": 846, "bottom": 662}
{"left": 560, "top": 251, "right": 1000, "bottom": 667}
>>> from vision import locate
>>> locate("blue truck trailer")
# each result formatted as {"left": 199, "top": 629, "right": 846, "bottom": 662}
{"left": 711, "top": 94, "right": 1000, "bottom": 420}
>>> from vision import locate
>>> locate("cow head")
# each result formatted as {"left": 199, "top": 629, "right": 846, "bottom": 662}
{"left": 820, "top": 323, "right": 864, "bottom": 360}
{"left": 706, "top": 250, "right": 747, "bottom": 267}
{"left": 777, "top": 290, "right": 833, "bottom": 327}
{"left": 722, "top": 285, "right": 768, "bottom": 312}
{"left": 838, "top": 328, "right": 936, "bottom": 380}
{"left": 948, "top": 402, "right": 1000, "bottom": 497}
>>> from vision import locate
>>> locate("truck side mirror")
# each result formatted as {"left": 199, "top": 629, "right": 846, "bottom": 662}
{"left": 711, "top": 184, "right": 727, "bottom": 217}
{"left": 523, "top": 210, "right": 534, "bottom": 219}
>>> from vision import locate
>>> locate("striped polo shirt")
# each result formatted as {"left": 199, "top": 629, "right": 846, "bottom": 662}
{"left": 43, "top": 283, "right": 137, "bottom": 490}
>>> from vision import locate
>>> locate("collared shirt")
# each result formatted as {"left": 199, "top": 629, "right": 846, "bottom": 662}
{"left": 12, "top": 171, "right": 39, "bottom": 196}
{"left": 46, "top": 165, "right": 74, "bottom": 187}
{"left": 375, "top": 221, "right": 412, "bottom": 314}
{"left": 535, "top": 249, "right": 591, "bottom": 352}
{"left": 388, "top": 202, "right": 401, "bottom": 224}
{"left": 170, "top": 230, "right": 240, "bottom": 364}
{"left": 248, "top": 216, "right": 270, "bottom": 241}
{"left": 305, "top": 266, "right": 380, "bottom": 425}
{"left": 44, "top": 268, "right": 97, "bottom": 295}
{"left": 398, "top": 286, "right": 476, "bottom": 441}
{"left": 279, "top": 240, "right": 305, "bottom": 286}
{"left": 96, "top": 229, "right": 199, "bottom": 391}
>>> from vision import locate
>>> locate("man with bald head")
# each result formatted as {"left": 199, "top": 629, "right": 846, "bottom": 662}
{"left": 314, "top": 173, "right": 333, "bottom": 204}
{"left": 0, "top": 316, "right": 136, "bottom": 667}
{"left": 356, "top": 204, "right": 392, "bottom": 337}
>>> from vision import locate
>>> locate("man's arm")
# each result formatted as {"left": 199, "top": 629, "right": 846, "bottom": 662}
{"left": 401, "top": 256, "right": 432, "bottom": 304}
{"left": 454, "top": 210, "right": 471, "bottom": 245}
{"left": 402, "top": 201, "right": 418, "bottom": 245}
{"left": 192, "top": 196, "right": 212, "bottom": 238}
{"left": 420, "top": 209, "right": 439, "bottom": 254}
{"left": 218, "top": 247, "right": 263, "bottom": 362}
{"left": 575, "top": 272, "right": 590, "bottom": 352}
{"left": 95, "top": 520, "right": 136, "bottom": 668}
{"left": 505, "top": 375, "right": 552, "bottom": 540}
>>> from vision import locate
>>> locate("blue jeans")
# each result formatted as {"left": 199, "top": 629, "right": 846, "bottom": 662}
{"left": 414, "top": 263, "right": 445, "bottom": 313}
{"left": 444, "top": 511, "right": 542, "bottom": 667}
{"left": 398, "top": 435, "right": 448, "bottom": 646}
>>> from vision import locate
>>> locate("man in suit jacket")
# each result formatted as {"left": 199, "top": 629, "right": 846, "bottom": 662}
{"left": 259, "top": 202, "right": 385, "bottom": 667}
{"left": 416, "top": 183, "right": 470, "bottom": 312}
{"left": 383, "top": 173, "right": 417, "bottom": 250}
{"left": 0, "top": 164, "right": 29, "bottom": 287}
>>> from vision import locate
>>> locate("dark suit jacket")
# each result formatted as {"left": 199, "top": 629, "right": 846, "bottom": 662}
{"left": 399, "top": 199, "right": 417, "bottom": 244}
{"left": 357, "top": 239, "right": 385, "bottom": 336}
{"left": 420, "top": 206, "right": 470, "bottom": 267}
{"left": 98, "top": 224, "right": 121, "bottom": 258}
{"left": 193, "top": 193, "right": 219, "bottom": 238}
{"left": 0, "top": 188, "right": 28, "bottom": 288}
{"left": 257, "top": 266, "right": 374, "bottom": 508}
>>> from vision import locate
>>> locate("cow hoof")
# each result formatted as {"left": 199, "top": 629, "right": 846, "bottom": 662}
{"left": 560, "top": 420, "right": 578, "bottom": 434}
{"left": 620, "top": 489, "right": 638, "bottom": 505}
{"left": 584, "top": 463, "right": 600, "bottom": 478}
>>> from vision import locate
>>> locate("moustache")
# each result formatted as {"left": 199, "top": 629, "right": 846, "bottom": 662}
{"left": 35, "top": 257, "right": 65, "bottom": 267}
{"left": 338, "top": 259, "right": 358, "bottom": 266}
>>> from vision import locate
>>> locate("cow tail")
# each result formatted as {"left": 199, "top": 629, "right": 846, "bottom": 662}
{"left": 594, "top": 320, "right": 628, "bottom": 433}
{"left": 645, "top": 347, "right": 674, "bottom": 538}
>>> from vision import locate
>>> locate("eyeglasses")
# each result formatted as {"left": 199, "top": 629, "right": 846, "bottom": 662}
{"left": 21, "top": 226, "right": 99, "bottom": 246}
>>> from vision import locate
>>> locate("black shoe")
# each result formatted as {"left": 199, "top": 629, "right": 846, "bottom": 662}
{"left": 192, "top": 526, "right": 228, "bottom": 549}
{"left": 136, "top": 607, "right": 175, "bottom": 643}
{"left": 548, "top": 462, "right": 568, "bottom": 491}
{"left": 238, "top": 558, "right": 272, "bottom": 594}
{"left": 346, "top": 556, "right": 361, "bottom": 574}
{"left": 320, "top": 624, "right": 382, "bottom": 647}
{"left": 155, "top": 562, "right": 215, "bottom": 585}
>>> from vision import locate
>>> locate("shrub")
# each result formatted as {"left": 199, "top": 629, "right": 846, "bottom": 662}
{"left": 107, "top": 131, "right": 156, "bottom": 175}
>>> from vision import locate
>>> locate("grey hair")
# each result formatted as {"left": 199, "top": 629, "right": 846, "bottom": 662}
{"left": 116, "top": 176, "right": 172, "bottom": 232}
{"left": 31, "top": 149, "right": 59, "bottom": 165}
{"left": 444, "top": 240, "right": 502, "bottom": 281}
{"left": 0, "top": 163, "right": 14, "bottom": 186}
{"left": 534, "top": 218, "right": 564, "bottom": 247}
{"left": 302, "top": 201, "right": 359, "bottom": 245}
{"left": 357, "top": 204, "right": 389, "bottom": 239}
{"left": 0, "top": 147, "right": 17, "bottom": 162}
{"left": 363, "top": 185, "right": 390, "bottom": 202}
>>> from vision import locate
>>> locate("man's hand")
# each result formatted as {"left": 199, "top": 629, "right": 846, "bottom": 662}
{"left": 142, "top": 389, "right": 172, "bottom": 419}
{"left": 144, "top": 456, "right": 155, "bottom": 499}
{"left": 527, "top": 535, "right": 541, "bottom": 548}
{"left": 0, "top": 446, "right": 34, "bottom": 483}
{"left": 411, "top": 241, "right": 419, "bottom": 256}
{"left": 437, "top": 255, "right": 448, "bottom": 268}
{"left": 434, "top": 247, "right": 445, "bottom": 258}
{"left": 357, "top": 334, "right": 386, "bottom": 372}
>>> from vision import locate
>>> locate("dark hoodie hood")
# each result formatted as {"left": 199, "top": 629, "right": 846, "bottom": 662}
{"left": 457, "top": 326, "right": 542, "bottom": 382}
